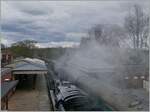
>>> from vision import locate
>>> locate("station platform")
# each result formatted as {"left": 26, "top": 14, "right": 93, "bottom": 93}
{"left": 7, "top": 74, "right": 51, "bottom": 111}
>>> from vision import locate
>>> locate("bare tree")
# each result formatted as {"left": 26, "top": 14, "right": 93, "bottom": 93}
{"left": 1, "top": 43, "right": 6, "bottom": 49}
{"left": 124, "top": 4, "right": 149, "bottom": 49}
{"left": 12, "top": 40, "right": 37, "bottom": 49}
{"left": 88, "top": 24, "right": 125, "bottom": 47}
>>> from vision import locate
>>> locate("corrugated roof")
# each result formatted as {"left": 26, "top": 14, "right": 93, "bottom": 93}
{"left": 1, "top": 80, "right": 19, "bottom": 99}
{"left": 13, "top": 63, "right": 47, "bottom": 71}
{"left": 12, "top": 58, "right": 47, "bottom": 71}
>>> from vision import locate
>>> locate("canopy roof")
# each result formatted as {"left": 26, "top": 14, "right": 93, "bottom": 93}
{"left": 1, "top": 80, "right": 19, "bottom": 99}
{"left": 6, "top": 58, "right": 47, "bottom": 75}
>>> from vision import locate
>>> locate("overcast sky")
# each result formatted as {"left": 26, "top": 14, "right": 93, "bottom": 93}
{"left": 1, "top": 0, "right": 149, "bottom": 47}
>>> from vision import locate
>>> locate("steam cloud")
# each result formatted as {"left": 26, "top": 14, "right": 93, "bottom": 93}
{"left": 54, "top": 35, "right": 148, "bottom": 110}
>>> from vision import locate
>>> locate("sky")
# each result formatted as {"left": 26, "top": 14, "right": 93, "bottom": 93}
{"left": 1, "top": 0, "right": 149, "bottom": 48}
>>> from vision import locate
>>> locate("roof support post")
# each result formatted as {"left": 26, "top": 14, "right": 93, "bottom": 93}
{"left": 5, "top": 96, "right": 8, "bottom": 110}
{"left": 33, "top": 74, "right": 37, "bottom": 89}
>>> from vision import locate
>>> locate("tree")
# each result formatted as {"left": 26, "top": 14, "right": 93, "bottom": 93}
{"left": 1, "top": 43, "right": 6, "bottom": 49}
{"left": 12, "top": 40, "right": 37, "bottom": 49}
{"left": 88, "top": 24, "right": 103, "bottom": 42}
{"left": 124, "top": 4, "right": 149, "bottom": 49}
{"left": 10, "top": 45, "right": 32, "bottom": 58}
{"left": 10, "top": 40, "right": 37, "bottom": 58}
{"left": 88, "top": 24, "right": 125, "bottom": 47}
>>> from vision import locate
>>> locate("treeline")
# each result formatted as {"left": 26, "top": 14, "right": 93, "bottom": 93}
{"left": 33, "top": 47, "right": 66, "bottom": 60}
{"left": 1, "top": 40, "right": 66, "bottom": 60}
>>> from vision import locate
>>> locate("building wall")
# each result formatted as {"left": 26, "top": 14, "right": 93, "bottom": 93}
{"left": 143, "top": 80, "right": 149, "bottom": 91}
{"left": 1, "top": 74, "right": 12, "bottom": 83}
{"left": 1, "top": 50, "right": 13, "bottom": 67}
{"left": 1, "top": 71, "right": 12, "bottom": 83}
{"left": 124, "top": 75, "right": 148, "bottom": 89}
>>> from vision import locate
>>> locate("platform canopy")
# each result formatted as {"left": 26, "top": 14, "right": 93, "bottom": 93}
{"left": 1, "top": 80, "right": 19, "bottom": 99}
{"left": 7, "top": 58, "right": 48, "bottom": 75}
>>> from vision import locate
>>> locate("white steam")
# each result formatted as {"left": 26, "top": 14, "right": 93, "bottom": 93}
{"left": 54, "top": 39, "right": 148, "bottom": 110}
